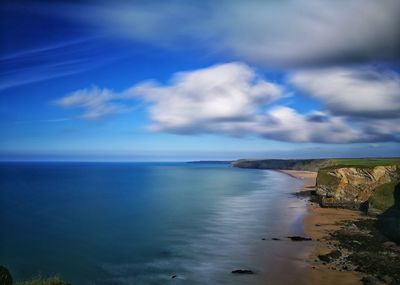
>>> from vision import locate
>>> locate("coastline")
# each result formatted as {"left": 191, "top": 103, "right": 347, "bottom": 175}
{"left": 280, "top": 170, "right": 364, "bottom": 285}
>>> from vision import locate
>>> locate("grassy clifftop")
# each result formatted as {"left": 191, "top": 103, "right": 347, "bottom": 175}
{"left": 232, "top": 158, "right": 331, "bottom": 171}
{"left": 232, "top": 157, "right": 400, "bottom": 171}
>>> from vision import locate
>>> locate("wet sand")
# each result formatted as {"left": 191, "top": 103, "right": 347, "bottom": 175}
{"left": 280, "top": 170, "right": 364, "bottom": 285}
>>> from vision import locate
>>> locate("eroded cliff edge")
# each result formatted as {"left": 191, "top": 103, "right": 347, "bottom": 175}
{"left": 315, "top": 165, "right": 400, "bottom": 242}
{"left": 232, "top": 158, "right": 400, "bottom": 242}
{"left": 316, "top": 165, "right": 400, "bottom": 211}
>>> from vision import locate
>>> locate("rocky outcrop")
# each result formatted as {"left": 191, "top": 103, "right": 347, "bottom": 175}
{"left": 0, "top": 266, "right": 13, "bottom": 285}
{"left": 316, "top": 165, "right": 400, "bottom": 211}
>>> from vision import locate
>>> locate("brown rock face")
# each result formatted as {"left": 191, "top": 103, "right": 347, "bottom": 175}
{"left": 316, "top": 165, "right": 400, "bottom": 209}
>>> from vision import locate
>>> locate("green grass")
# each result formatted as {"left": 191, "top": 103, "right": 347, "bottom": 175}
{"left": 330, "top": 158, "right": 400, "bottom": 167}
{"left": 316, "top": 169, "right": 339, "bottom": 188}
{"left": 369, "top": 182, "right": 399, "bottom": 212}
{"left": 233, "top": 157, "right": 400, "bottom": 171}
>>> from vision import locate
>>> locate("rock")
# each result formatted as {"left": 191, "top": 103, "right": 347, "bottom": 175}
{"left": 171, "top": 275, "right": 177, "bottom": 279}
{"left": 360, "top": 276, "right": 381, "bottom": 285}
{"left": 347, "top": 223, "right": 359, "bottom": 231}
{"left": 0, "top": 266, "right": 13, "bottom": 285}
{"left": 271, "top": 238, "right": 280, "bottom": 241}
{"left": 382, "top": 241, "right": 397, "bottom": 249}
{"left": 287, "top": 236, "right": 312, "bottom": 241}
{"left": 261, "top": 238, "right": 266, "bottom": 240}
{"left": 318, "top": 250, "right": 341, "bottom": 263}
{"left": 231, "top": 269, "right": 254, "bottom": 274}
{"left": 316, "top": 165, "right": 400, "bottom": 210}
{"left": 378, "top": 275, "right": 393, "bottom": 283}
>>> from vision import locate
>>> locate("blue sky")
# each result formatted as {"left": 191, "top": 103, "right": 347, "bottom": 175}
{"left": 0, "top": 0, "right": 399, "bottom": 161}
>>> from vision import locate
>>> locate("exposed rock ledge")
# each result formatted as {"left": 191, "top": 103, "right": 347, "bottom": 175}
{"left": 316, "top": 165, "right": 400, "bottom": 213}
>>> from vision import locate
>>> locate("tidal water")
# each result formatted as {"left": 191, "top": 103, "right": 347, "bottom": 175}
{"left": 0, "top": 162, "right": 310, "bottom": 285}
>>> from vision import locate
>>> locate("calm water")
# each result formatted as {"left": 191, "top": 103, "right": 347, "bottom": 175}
{"left": 0, "top": 162, "right": 310, "bottom": 285}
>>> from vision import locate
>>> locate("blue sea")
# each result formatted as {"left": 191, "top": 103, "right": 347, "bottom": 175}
{"left": 0, "top": 162, "right": 311, "bottom": 285}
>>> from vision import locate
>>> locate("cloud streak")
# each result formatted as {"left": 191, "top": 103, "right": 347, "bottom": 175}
{"left": 0, "top": 37, "right": 125, "bottom": 91}
{"left": 54, "top": 86, "right": 132, "bottom": 119}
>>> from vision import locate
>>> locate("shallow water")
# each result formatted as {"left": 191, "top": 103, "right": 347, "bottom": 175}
{"left": 0, "top": 162, "right": 310, "bottom": 284}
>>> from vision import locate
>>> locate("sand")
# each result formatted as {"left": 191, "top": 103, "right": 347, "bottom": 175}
{"left": 281, "top": 170, "right": 365, "bottom": 285}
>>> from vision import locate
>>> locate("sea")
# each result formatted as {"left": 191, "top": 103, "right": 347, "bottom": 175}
{"left": 0, "top": 162, "right": 311, "bottom": 285}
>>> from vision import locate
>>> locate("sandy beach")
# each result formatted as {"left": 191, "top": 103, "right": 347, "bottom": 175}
{"left": 281, "top": 170, "right": 365, "bottom": 285}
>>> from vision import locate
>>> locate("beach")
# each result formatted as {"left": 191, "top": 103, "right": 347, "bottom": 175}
{"left": 281, "top": 170, "right": 365, "bottom": 285}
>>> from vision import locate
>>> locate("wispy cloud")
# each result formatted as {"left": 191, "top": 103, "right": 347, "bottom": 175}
{"left": 13, "top": 118, "right": 71, "bottom": 124}
{"left": 54, "top": 63, "right": 400, "bottom": 143}
{"left": 54, "top": 86, "right": 132, "bottom": 120}
{"left": 0, "top": 37, "right": 124, "bottom": 91}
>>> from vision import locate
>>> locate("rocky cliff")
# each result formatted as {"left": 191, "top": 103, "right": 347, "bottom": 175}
{"left": 316, "top": 165, "right": 400, "bottom": 212}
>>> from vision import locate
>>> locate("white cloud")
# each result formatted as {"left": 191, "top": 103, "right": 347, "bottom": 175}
{"left": 290, "top": 66, "right": 400, "bottom": 118}
{"left": 130, "top": 62, "right": 282, "bottom": 132}
{"left": 68, "top": 0, "right": 400, "bottom": 67}
{"left": 55, "top": 63, "right": 400, "bottom": 143}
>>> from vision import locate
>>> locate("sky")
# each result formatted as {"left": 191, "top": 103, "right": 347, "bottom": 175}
{"left": 0, "top": 0, "right": 399, "bottom": 161}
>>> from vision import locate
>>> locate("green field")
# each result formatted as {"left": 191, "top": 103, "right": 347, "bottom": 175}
{"left": 369, "top": 181, "right": 400, "bottom": 212}
{"left": 329, "top": 158, "right": 400, "bottom": 167}
{"left": 232, "top": 157, "right": 400, "bottom": 171}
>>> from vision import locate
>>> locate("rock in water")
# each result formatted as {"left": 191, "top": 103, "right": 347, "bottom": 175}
{"left": 0, "top": 266, "right": 13, "bottom": 285}
{"left": 287, "top": 236, "right": 312, "bottom": 241}
{"left": 231, "top": 269, "right": 254, "bottom": 274}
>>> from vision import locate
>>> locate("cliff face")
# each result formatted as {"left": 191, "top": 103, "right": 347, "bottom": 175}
{"left": 316, "top": 165, "right": 400, "bottom": 211}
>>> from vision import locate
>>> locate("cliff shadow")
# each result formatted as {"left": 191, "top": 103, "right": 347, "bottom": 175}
{"left": 375, "top": 182, "right": 400, "bottom": 244}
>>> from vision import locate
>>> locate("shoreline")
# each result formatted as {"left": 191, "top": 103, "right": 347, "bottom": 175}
{"left": 280, "top": 169, "right": 364, "bottom": 285}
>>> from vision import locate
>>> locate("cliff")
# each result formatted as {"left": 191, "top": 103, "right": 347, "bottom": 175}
{"left": 316, "top": 165, "right": 400, "bottom": 242}
{"left": 232, "top": 158, "right": 400, "bottom": 241}
{"left": 316, "top": 165, "right": 400, "bottom": 212}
